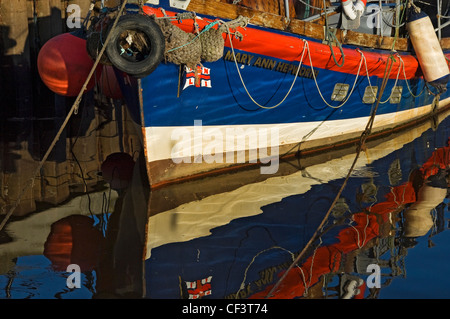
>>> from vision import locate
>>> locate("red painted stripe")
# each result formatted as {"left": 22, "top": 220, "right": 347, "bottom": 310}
{"left": 144, "top": 6, "right": 422, "bottom": 79}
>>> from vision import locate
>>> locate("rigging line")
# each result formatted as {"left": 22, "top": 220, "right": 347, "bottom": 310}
{"left": 224, "top": 225, "right": 278, "bottom": 295}
{"left": 360, "top": 49, "right": 379, "bottom": 99}
{"left": 363, "top": 55, "right": 395, "bottom": 137}
{"left": 265, "top": 53, "right": 396, "bottom": 299}
{"left": 225, "top": 24, "right": 307, "bottom": 109}
{"left": 359, "top": 53, "right": 402, "bottom": 105}
{"left": 276, "top": 109, "right": 338, "bottom": 161}
{"left": 0, "top": 0, "right": 129, "bottom": 232}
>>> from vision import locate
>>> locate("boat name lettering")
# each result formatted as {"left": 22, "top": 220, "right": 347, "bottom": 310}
{"left": 223, "top": 50, "right": 319, "bottom": 79}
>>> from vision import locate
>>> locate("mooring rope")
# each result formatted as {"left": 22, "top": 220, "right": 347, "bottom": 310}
{"left": 265, "top": 53, "right": 397, "bottom": 299}
{"left": 0, "top": 0, "right": 129, "bottom": 232}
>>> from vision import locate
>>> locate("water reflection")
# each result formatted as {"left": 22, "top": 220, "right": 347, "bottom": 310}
{"left": 0, "top": 105, "right": 449, "bottom": 299}
{"left": 144, "top": 109, "right": 450, "bottom": 299}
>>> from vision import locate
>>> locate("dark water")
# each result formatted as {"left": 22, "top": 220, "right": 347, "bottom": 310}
{"left": 0, "top": 107, "right": 449, "bottom": 299}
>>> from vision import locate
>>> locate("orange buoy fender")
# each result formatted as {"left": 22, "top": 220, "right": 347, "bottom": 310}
{"left": 38, "top": 32, "right": 102, "bottom": 97}
{"left": 407, "top": 10, "right": 450, "bottom": 92}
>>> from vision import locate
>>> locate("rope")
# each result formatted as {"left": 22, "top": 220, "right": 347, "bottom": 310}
{"left": 408, "top": 0, "right": 421, "bottom": 13}
{"left": 264, "top": 53, "right": 396, "bottom": 299}
{"left": 227, "top": 29, "right": 364, "bottom": 110}
{"left": 298, "top": 237, "right": 322, "bottom": 296}
{"left": 379, "top": 55, "right": 402, "bottom": 104}
{"left": 360, "top": 50, "right": 409, "bottom": 104}
{"left": 297, "top": 0, "right": 328, "bottom": 12}
{"left": 225, "top": 25, "right": 308, "bottom": 109}
{"left": 359, "top": 48, "right": 379, "bottom": 99}
{"left": 0, "top": 0, "right": 129, "bottom": 232}
{"left": 396, "top": 54, "right": 425, "bottom": 98}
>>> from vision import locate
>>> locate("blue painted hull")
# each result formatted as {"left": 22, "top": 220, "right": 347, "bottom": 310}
{"left": 141, "top": 49, "right": 436, "bottom": 127}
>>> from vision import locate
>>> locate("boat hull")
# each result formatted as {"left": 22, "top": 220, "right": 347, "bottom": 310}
{"left": 136, "top": 3, "right": 450, "bottom": 187}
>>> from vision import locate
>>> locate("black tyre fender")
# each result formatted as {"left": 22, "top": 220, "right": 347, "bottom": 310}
{"left": 106, "top": 14, "right": 165, "bottom": 78}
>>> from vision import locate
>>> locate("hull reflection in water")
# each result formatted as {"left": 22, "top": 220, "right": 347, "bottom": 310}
{"left": 144, "top": 110, "right": 449, "bottom": 299}
{"left": 0, "top": 153, "right": 150, "bottom": 299}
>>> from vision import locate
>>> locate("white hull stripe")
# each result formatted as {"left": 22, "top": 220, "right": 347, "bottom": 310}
{"left": 144, "top": 100, "right": 445, "bottom": 163}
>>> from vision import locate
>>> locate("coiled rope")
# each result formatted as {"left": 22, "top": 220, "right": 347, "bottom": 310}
{"left": 0, "top": 0, "right": 129, "bottom": 232}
